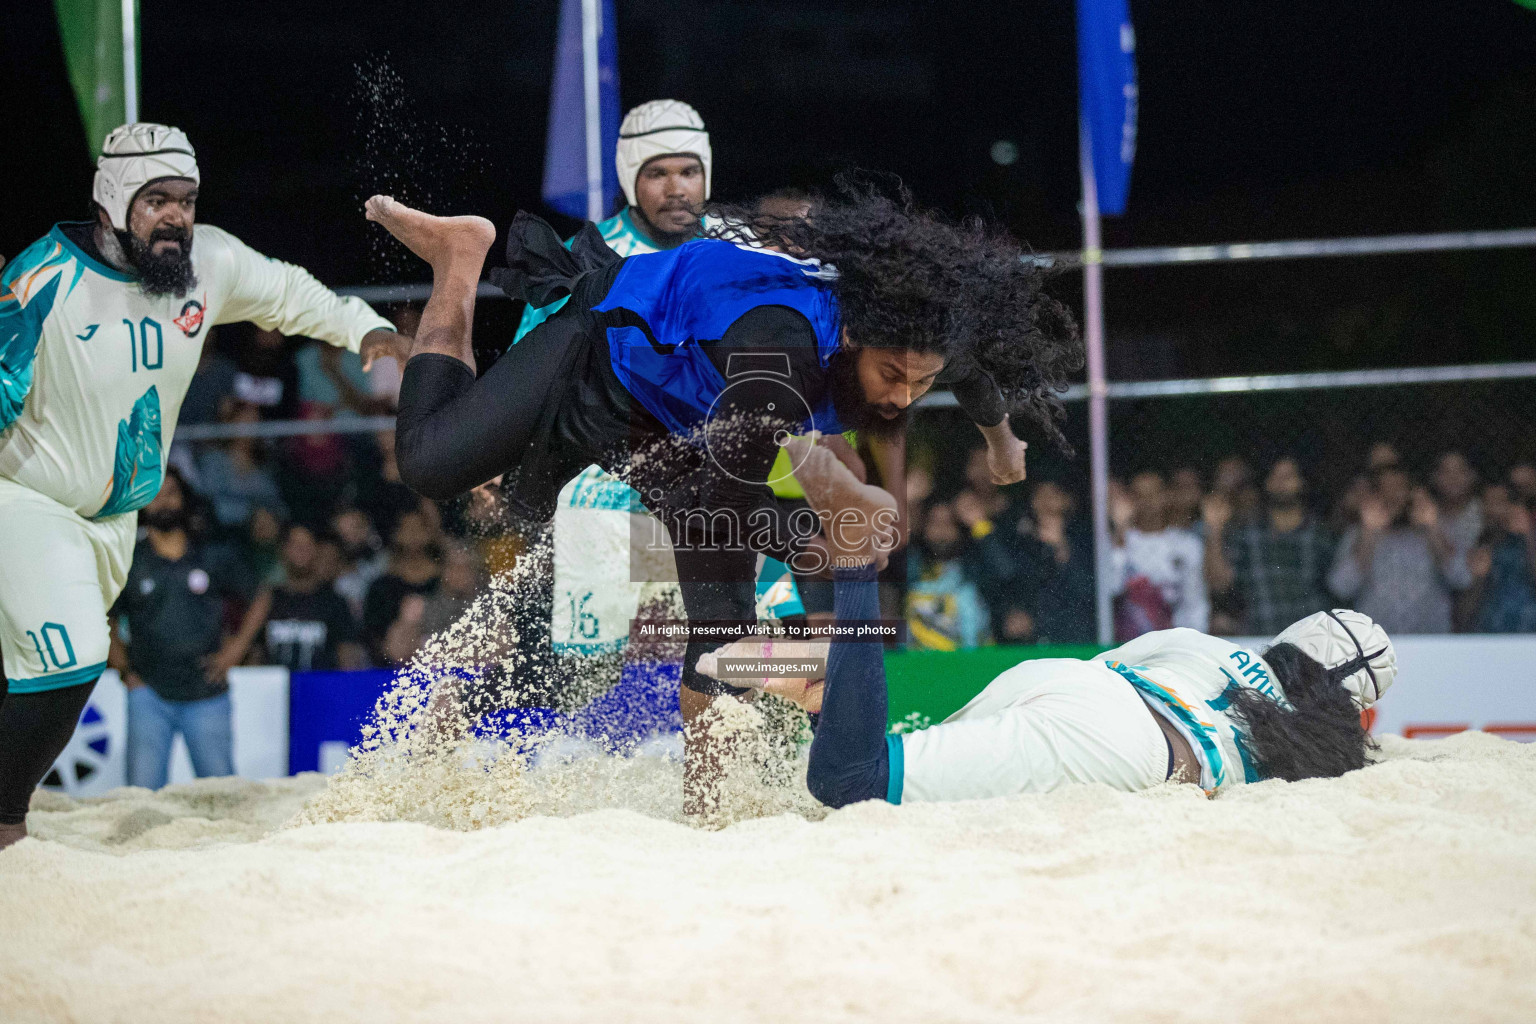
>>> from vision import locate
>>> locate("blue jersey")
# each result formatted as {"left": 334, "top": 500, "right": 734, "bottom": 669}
{"left": 592, "top": 239, "right": 844, "bottom": 437}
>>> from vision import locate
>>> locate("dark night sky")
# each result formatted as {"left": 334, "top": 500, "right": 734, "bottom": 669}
{"left": 6, "top": 0, "right": 1535, "bottom": 379}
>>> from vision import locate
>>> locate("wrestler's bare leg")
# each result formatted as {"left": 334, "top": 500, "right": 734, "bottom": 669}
{"left": 364, "top": 195, "right": 494, "bottom": 369}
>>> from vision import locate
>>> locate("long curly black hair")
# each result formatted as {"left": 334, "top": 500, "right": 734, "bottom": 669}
{"left": 706, "top": 176, "right": 1083, "bottom": 451}
{"left": 1223, "top": 642, "right": 1378, "bottom": 782}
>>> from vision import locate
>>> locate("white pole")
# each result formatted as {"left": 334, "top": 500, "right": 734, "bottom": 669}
{"left": 1079, "top": 117, "right": 1114, "bottom": 647}
{"left": 580, "top": 0, "right": 603, "bottom": 222}
{"left": 121, "top": 0, "right": 138, "bottom": 124}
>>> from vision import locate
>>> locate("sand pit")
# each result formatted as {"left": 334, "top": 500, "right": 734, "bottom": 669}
{"left": 3, "top": 731, "right": 1536, "bottom": 1023}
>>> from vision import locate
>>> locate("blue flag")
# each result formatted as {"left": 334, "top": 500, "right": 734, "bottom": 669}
{"left": 542, "top": 0, "right": 621, "bottom": 220}
{"left": 1076, "top": 0, "right": 1138, "bottom": 215}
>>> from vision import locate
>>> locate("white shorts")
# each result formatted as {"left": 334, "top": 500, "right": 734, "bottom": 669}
{"left": 898, "top": 657, "right": 1169, "bottom": 802}
{"left": 0, "top": 477, "right": 135, "bottom": 693}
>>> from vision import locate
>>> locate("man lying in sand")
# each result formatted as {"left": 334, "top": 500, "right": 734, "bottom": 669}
{"left": 702, "top": 437, "right": 1399, "bottom": 806}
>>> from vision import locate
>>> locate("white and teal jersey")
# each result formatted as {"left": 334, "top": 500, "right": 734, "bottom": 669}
{"left": 0, "top": 222, "right": 392, "bottom": 519}
{"left": 894, "top": 629, "right": 1279, "bottom": 805}
{"left": 1101, "top": 628, "right": 1282, "bottom": 794}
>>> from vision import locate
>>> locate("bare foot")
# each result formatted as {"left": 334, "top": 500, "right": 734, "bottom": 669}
{"left": 783, "top": 435, "right": 898, "bottom": 564}
{"left": 364, "top": 195, "right": 495, "bottom": 275}
{"left": 0, "top": 822, "right": 25, "bottom": 852}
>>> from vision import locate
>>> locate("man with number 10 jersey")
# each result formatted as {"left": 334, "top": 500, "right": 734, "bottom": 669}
{"left": 0, "top": 123, "right": 409, "bottom": 849}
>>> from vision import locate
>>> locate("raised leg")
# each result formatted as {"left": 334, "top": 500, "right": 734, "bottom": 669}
{"left": 364, "top": 196, "right": 495, "bottom": 369}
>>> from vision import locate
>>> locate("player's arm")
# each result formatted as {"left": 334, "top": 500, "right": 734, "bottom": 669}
{"left": 106, "top": 615, "right": 142, "bottom": 690}
{"left": 0, "top": 237, "right": 69, "bottom": 432}
{"left": 941, "top": 363, "right": 1028, "bottom": 486}
{"left": 203, "top": 226, "right": 409, "bottom": 368}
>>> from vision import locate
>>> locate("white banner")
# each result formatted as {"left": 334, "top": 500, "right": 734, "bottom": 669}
{"left": 46, "top": 667, "right": 290, "bottom": 799}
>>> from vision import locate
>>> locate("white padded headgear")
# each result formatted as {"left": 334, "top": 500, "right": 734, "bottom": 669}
{"left": 93, "top": 123, "right": 200, "bottom": 232}
{"left": 615, "top": 100, "right": 711, "bottom": 208}
{"left": 1271, "top": 609, "right": 1397, "bottom": 709}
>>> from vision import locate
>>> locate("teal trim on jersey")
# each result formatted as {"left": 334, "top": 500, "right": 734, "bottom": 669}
{"left": 514, "top": 291, "right": 571, "bottom": 343}
{"left": 1, "top": 235, "right": 75, "bottom": 431}
{"left": 50, "top": 222, "right": 135, "bottom": 282}
{"left": 6, "top": 660, "right": 107, "bottom": 694}
{"left": 755, "top": 556, "right": 805, "bottom": 619}
{"left": 1207, "top": 681, "right": 1264, "bottom": 783}
{"left": 1106, "top": 660, "right": 1228, "bottom": 788}
{"left": 885, "top": 734, "right": 905, "bottom": 805}
{"left": 512, "top": 208, "right": 672, "bottom": 344}
{"left": 563, "top": 466, "right": 646, "bottom": 512}
{"left": 551, "top": 635, "right": 628, "bottom": 656}
{"left": 94, "top": 385, "right": 164, "bottom": 519}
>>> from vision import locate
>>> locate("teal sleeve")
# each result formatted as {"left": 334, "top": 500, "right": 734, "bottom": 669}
{"left": 0, "top": 236, "right": 72, "bottom": 431}
{"left": 885, "top": 733, "right": 905, "bottom": 804}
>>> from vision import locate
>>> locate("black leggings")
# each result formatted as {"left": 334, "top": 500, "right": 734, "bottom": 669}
{"left": 804, "top": 564, "right": 892, "bottom": 808}
{"left": 0, "top": 674, "right": 97, "bottom": 825}
{"left": 669, "top": 544, "right": 756, "bottom": 699}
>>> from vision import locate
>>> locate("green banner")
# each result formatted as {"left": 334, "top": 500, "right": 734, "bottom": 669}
{"left": 884, "top": 644, "right": 1106, "bottom": 726}
{"left": 53, "top": 0, "right": 138, "bottom": 157}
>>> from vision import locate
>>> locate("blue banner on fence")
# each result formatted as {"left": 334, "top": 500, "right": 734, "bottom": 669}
{"left": 542, "top": 0, "right": 621, "bottom": 220}
{"left": 1077, "top": 0, "right": 1138, "bottom": 215}
{"left": 287, "top": 660, "right": 683, "bottom": 773}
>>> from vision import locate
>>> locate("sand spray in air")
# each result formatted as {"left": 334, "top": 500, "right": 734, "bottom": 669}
{"left": 295, "top": 505, "right": 823, "bottom": 832}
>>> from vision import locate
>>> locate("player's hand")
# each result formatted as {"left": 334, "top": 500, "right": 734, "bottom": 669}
{"left": 1468, "top": 545, "right": 1493, "bottom": 580}
{"left": 359, "top": 329, "right": 413, "bottom": 372}
{"left": 984, "top": 429, "right": 1028, "bottom": 485}
{"left": 821, "top": 433, "right": 868, "bottom": 483}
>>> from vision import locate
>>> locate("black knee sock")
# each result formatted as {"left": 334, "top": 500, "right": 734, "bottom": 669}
{"left": 0, "top": 680, "right": 98, "bottom": 825}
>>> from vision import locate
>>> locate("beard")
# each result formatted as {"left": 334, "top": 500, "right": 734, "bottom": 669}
{"left": 825, "top": 349, "right": 909, "bottom": 440}
{"left": 119, "top": 226, "right": 198, "bottom": 298}
{"left": 632, "top": 204, "right": 700, "bottom": 247}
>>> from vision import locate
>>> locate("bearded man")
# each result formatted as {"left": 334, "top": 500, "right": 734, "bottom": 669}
{"left": 0, "top": 123, "right": 410, "bottom": 849}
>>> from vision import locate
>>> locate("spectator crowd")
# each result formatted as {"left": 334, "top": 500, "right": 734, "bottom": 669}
{"left": 903, "top": 440, "right": 1536, "bottom": 650}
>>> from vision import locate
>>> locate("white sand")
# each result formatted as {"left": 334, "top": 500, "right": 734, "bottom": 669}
{"left": 4, "top": 730, "right": 1535, "bottom": 1023}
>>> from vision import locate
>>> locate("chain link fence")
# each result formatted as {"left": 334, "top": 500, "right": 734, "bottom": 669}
{"left": 911, "top": 365, "right": 1536, "bottom": 643}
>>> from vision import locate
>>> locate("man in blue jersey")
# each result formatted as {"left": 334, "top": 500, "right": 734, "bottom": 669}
{"left": 518, "top": 102, "right": 803, "bottom": 683}
{"left": 361, "top": 179, "right": 1077, "bottom": 811}
{"left": 0, "top": 124, "right": 410, "bottom": 849}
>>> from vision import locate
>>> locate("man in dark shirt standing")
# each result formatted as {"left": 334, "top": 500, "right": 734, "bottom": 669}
{"left": 263, "top": 524, "right": 366, "bottom": 672}
{"left": 108, "top": 469, "right": 269, "bottom": 789}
